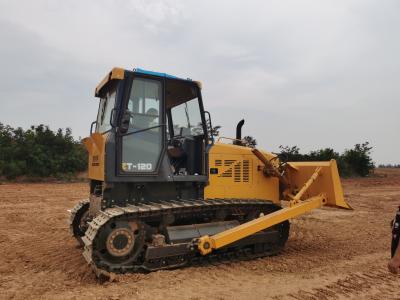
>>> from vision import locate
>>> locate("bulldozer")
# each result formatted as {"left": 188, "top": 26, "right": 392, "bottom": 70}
{"left": 70, "top": 67, "right": 351, "bottom": 277}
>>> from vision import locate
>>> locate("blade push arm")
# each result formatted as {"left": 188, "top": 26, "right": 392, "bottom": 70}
{"left": 195, "top": 194, "right": 326, "bottom": 255}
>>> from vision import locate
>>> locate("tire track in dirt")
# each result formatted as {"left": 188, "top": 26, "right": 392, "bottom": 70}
{"left": 286, "top": 269, "right": 400, "bottom": 300}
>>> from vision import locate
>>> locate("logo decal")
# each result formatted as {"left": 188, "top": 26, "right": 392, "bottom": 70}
{"left": 92, "top": 155, "right": 100, "bottom": 166}
{"left": 122, "top": 163, "right": 153, "bottom": 171}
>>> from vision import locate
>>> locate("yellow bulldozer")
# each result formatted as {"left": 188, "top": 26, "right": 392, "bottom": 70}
{"left": 70, "top": 67, "right": 351, "bottom": 277}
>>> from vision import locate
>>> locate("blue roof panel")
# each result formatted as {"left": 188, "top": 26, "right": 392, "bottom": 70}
{"left": 133, "top": 68, "right": 190, "bottom": 81}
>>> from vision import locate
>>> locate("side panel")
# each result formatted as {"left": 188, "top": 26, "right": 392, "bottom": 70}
{"left": 82, "top": 133, "right": 107, "bottom": 181}
{"left": 204, "top": 143, "right": 280, "bottom": 204}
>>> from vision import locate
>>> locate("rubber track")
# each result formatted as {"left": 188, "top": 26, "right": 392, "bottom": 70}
{"left": 81, "top": 199, "right": 287, "bottom": 278}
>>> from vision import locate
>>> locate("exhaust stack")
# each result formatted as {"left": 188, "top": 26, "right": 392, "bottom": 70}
{"left": 234, "top": 119, "right": 245, "bottom": 145}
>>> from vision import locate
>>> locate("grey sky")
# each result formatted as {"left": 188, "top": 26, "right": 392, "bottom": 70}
{"left": 0, "top": 0, "right": 399, "bottom": 164}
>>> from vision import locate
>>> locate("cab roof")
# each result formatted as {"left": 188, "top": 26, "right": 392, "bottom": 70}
{"left": 95, "top": 67, "right": 202, "bottom": 97}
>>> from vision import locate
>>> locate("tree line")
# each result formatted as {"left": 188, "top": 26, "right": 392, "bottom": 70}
{"left": 0, "top": 123, "right": 376, "bottom": 180}
{"left": 240, "top": 136, "right": 374, "bottom": 177}
{"left": 212, "top": 125, "right": 375, "bottom": 177}
{"left": 378, "top": 164, "right": 400, "bottom": 168}
{"left": 278, "top": 142, "right": 375, "bottom": 177}
{"left": 0, "top": 123, "right": 87, "bottom": 180}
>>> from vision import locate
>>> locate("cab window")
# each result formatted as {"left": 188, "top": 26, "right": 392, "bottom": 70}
{"left": 171, "top": 98, "right": 204, "bottom": 137}
{"left": 96, "top": 90, "right": 116, "bottom": 133}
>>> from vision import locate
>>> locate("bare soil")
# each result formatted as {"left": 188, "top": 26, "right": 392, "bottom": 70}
{"left": 0, "top": 169, "right": 399, "bottom": 299}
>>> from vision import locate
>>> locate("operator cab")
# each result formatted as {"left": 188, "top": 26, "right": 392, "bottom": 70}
{"left": 94, "top": 68, "right": 209, "bottom": 182}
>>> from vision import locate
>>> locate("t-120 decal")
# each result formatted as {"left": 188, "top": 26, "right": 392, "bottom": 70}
{"left": 122, "top": 163, "right": 153, "bottom": 172}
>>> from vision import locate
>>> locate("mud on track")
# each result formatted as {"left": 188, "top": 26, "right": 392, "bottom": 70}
{"left": 0, "top": 169, "right": 399, "bottom": 299}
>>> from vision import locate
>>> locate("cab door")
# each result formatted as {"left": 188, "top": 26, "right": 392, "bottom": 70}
{"left": 119, "top": 76, "right": 164, "bottom": 174}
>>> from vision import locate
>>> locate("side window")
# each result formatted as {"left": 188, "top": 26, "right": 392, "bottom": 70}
{"left": 171, "top": 99, "right": 204, "bottom": 136}
{"left": 96, "top": 90, "right": 116, "bottom": 133}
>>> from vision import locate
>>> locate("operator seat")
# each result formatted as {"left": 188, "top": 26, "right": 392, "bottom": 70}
{"left": 167, "top": 135, "right": 202, "bottom": 175}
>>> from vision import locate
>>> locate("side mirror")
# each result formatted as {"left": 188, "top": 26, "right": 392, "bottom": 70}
{"left": 119, "top": 110, "right": 132, "bottom": 134}
{"left": 90, "top": 120, "right": 98, "bottom": 135}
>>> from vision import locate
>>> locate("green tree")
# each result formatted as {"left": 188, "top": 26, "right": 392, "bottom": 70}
{"left": 341, "top": 142, "right": 375, "bottom": 177}
{"left": 278, "top": 145, "right": 303, "bottom": 161}
{"left": 243, "top": 136, "right": 257, "bottom": 148}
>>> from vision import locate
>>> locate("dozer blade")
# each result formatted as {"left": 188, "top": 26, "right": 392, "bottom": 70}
{"left": 286, "top": 159, "right": 351, "bottom": 209}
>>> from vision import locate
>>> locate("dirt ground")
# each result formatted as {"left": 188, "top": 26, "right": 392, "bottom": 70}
{"left": 0, "top": 169, "right": 399, "bottom": 300}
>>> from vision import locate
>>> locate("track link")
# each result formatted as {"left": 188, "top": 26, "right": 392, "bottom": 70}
{"left": 82, "top": 199, "right": 289, "bottom": 277}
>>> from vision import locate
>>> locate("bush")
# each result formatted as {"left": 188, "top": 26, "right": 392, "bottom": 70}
{"left": 341, "top": 142, "right": 375, "bottom": 177}
{"left": 0, "top": 123, "right": 87, "bottom": 180}
{"left": 243, "top": 136, "right": 257, "bottom": 148}
{"left": 279, "top": 142, "right": 375, "bottom": 177}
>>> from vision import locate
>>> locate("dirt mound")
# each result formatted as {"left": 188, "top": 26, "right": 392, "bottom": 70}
{"left": 0, "top": 169, "right": 399, "bottom": 299}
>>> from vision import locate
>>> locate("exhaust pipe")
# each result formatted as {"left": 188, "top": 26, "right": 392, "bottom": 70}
{"left": 234, "top": 119, "right": 245, "bottom": 145}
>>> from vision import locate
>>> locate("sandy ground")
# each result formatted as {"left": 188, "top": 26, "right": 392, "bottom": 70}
{"left": 0, "top": 169, "right": 399, "bottom": 300}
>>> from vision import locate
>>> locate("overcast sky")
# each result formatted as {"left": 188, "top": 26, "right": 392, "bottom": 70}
{"left": 0, "top": 0, "right": 399, "bottom": 164}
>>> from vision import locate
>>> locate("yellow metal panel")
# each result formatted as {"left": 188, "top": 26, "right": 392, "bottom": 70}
{"left": 110, "top": 67, "right": 125, "bottom": 80}
{"left": 82, "top": 138, "right": 93, "bottom": 153}
{"left": 95, "top": 67, "right": 125, "bottom": 97}
{"left": 91, "top": 132, "right": 105, "bottom": 153}
{"left": 82, "top": 133, "right": 107, "bottom": 181}
{"left": 204, "top": 143, "right": 280, "bottom": 204}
